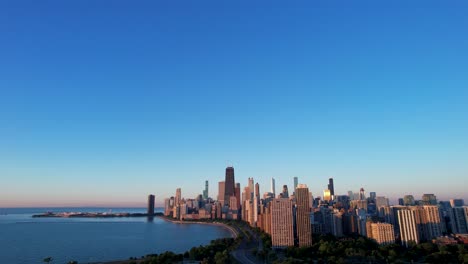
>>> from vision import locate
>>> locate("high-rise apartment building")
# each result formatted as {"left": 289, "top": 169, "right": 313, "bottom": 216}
{"left": 331, "top": 210, "right": 344, "bottom": 237}
{"left": 271, "top": 198, "right": 294, "bottom": 248}
{"left": 147, "top": 194, "right": 155, "bottom": 215}
{"left": 295, "top": 184, "right": 312, "bottom": 247}
{"left": 423, "top": 205, "right": 443, "bottom": 239}
{"left": 370, "top": 223, "right": 395, "bottom": 245}
{"left": 451, "top": 207, "right": 468, "bottom": 234}
{"left": 254, "top": 182, "right": 260, "bottom": 224}
{"left": 398, "top": 209, "right": 420, "bottom": 246}
{"left": 218, "top": 181, "right": 225, "bottom": 205}
{"left": 224, "top": 167, "right": 235, "bottom": 205}
{"left": 241, "top": 186, "right": 250, "bottom": 222}
{"left": 235, "top": 183, "right": 241, "bottom": 210}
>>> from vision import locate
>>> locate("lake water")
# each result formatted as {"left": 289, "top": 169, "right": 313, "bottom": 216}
{"left": 0, "top": 208, "right": 232, "bottom": 264}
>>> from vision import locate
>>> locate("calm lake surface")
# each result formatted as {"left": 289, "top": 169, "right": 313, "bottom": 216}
{"left": 0, "top": 208, "right": 232, "bottom": 264}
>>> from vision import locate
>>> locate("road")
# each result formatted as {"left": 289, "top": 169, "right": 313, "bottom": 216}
{"left": 230, "top": 223, "right": 264, "bottom": 264}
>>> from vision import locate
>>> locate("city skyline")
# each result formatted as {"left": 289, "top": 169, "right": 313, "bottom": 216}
{"left": 2, "top": 1, "right": 468, "bottom": 207}
{"left": 162, "top": 165, "right": 468, "bottom": 249}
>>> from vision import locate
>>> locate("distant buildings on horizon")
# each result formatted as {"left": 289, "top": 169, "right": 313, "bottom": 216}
{"left": 155, "top": 166, "right": 468, "bottom": 248}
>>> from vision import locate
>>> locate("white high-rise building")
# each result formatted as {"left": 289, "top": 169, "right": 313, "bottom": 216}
{"left": 398, "top": 209, "right": 420, "bottom": 247}
{"left": 423, "top": 205, "right": 443, "bottom": 239}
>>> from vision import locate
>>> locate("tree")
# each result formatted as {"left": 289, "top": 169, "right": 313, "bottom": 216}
{"left": 214, "top": 250, "right": 230, "bottom": 264}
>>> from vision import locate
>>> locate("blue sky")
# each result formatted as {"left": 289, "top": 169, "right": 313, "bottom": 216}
{"left": 1, "top": 1, "right": 467, "bottom": 207}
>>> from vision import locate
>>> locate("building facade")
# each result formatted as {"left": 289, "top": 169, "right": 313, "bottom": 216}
{"left": 271, "top": 198, "right": 294, "bottom": 248}
{"left": 296, "top": 184, "right": 312, "bottom": 246}
{"left": 398, "top": 209, "right": 420, "bottom": 246}
{"left": 371, "top": 223, "right": 395, "bottom": 245}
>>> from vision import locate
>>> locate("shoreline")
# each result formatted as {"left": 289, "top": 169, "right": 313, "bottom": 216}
{"left": 91, "top": 217, "right": 239, "bottom": 264}
{"left": 155, "top": 215, "right": 239, "bottom": 239}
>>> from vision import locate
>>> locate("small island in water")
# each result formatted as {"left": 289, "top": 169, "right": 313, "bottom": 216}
{"left": 32, "top": 211, "right": 164, "bottom": 218}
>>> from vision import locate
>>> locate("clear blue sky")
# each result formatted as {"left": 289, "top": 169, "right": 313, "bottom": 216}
{"left": 1, "top": 1, "right": 467, "bottom": 207}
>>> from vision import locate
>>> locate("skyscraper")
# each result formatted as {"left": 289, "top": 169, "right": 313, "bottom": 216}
{"left": 328, "top": 178, "right": 334, "bottom": 198}
{"left": 175, "top": 188, "right": 181, "bottom": 206}
{"left": 218, "top": 181, "right": 225, "bottom": 205}
{"left": 398, "top": 209, "right": 420, "bottom": 247}
{"left": 235, "top": 183, "right": 241, "bottom": 210}
{"left": 164, "top": 198, "right": 171, "bottom": 216}
{"left": 224, "top": 167, "right": 235, "bottom": 205}
{"left": 293, "top": 177, "right": 298, "bottom": 193}
{"left": 281, "top": 185, "right": 289, "bottom": 198}
{"left": 271, "top": 177, "right": 276, "bottom": 197}
{"left": 203, "top": 180, "right": 209, "bottom": 199}
{"left": 248, "top": 178, "right": 254, "bottom": 201}
{"left": 451, "top": 207, "right": 468, "bottom": 234}
{"left": 271, "top": 198, "right": 294, "bottom": 248}
{"left": 254, "top": 182, "right": 260, "bottom": 224}
{"left": 423, "top": 205, "right": 443, "bottom": 239}
{"left": 359, "top": 188, "right": 366, "bottom": 200}
{"left": 296, "top": 184, "right": 312, "bottom": 247}
{"left": 147, "top": 194, "right": 155, "bottom": 215}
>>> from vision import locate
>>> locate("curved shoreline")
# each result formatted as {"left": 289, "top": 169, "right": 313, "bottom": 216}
{"left": 155, "top": 216, "right": 239, "bottom": 239}
{"left": 95, "top": 218, "right": 239, "bottom": 264}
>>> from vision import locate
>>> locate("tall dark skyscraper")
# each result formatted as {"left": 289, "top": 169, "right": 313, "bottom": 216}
{"left": 203, "top": 180, "right": 209, "bottom": 199}
{"left": 224, "top": 166, "right": 235, "bottom": 205}
{"left": 147, "top": 194, "right": 155, "bottom": 215}
{"left": 328, "top": 178, "right": 335, "bottom": 198}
